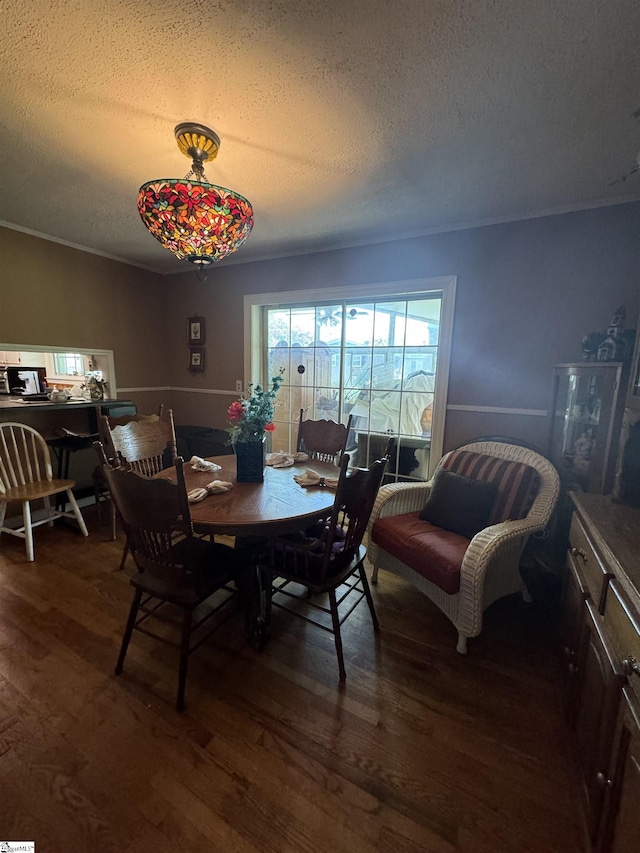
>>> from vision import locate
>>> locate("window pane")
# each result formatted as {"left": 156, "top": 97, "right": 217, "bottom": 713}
{"left": 316, "top": 305, "right": 343, "bottom": 346}
{"left": 267, "top": 310, "right": 291, "bottom": 347}
{"left": 289, "top": 344, "right": 315, "bottom": 387}
{"left": 402, "top": 348, "right": 438, "bottom": 381}
{"left": 408, "top": 298, "right": 441, "bottom": 345}
{"left": 53, "top": 352, "right": 84, "bottom": 375}
{"left": 294, "top": 385, "right": 316, "bottom": 420}
{"left": 344, "top": 304, "right": 374, "bottom": 345}
{"left": 404, "top": 313, "right": 431, "bottom": 346}
{"left": 396, "top": 435, "right": 431, "bottom": 480}
{"left": 374, "top": 302, "right": 406, "bottom": 346}
{"left": 369, "top": 390, "right": 401, "bottom": 433}
{"left": 290, "top": 308, "right": 316, "bottom": 346}
{"left": 312, "top": 388, "right": 340, "bottom": 420}
{"left": 371, "top": 347, "right": 404, "bottom": 390}
{"left": 273, "top": 381, "right": 292, "bottom": 423}
{"left": 270, "top": 423, "right": 290, "bottom": 454}
{"left": 400, "top": 391, "right": 433, "bottom": 437}
{"left": 343, "top": 348, "right": 372, "bottom": 391}
{"left": 268, "top": 347, "right": 290, "bottom": 380}
{"left": 314, "top": 346, "right": 334, "bottom": 389}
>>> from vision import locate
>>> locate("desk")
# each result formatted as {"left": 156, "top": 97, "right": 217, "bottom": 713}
{"left": 174, "top": 455, "right": 338, "bottom": 537}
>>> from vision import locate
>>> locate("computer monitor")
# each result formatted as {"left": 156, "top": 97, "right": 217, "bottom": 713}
{"left": 9, "top": 367, "right": 42, "bottom": 395}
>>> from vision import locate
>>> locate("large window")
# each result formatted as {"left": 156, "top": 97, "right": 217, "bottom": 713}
{"left": 248, "top": 278, "right": 455, "bottom": 482}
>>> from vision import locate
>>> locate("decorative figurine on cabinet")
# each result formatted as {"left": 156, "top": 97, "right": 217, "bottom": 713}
{"left": 574, "top": 430, "right": 594, "bottom": 461}
{"left": 597, "top": 305, "right": 626, "bottom": 362}
{"left": 581, "top": 305, "right": 634, "bottom": 363}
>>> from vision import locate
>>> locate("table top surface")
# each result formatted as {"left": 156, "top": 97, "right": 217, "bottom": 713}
{"left": 166, "top": 455, "right": 338, "bottom": 536}
{"left": 0, "top": 397, "right": 133, "bottom": 412}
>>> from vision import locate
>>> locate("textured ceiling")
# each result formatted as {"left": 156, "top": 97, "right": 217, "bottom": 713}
{"left": 1, "top": 0, "right": 640, "bottom": 274}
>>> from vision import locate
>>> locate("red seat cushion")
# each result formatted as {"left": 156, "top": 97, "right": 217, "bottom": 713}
{"left": 371, "top": 511, "right": 469, "bottom": 594}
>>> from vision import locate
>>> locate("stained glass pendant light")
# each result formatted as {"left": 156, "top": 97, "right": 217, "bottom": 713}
{"left": 137, "top": 122, "right": 254, "bottom": 270}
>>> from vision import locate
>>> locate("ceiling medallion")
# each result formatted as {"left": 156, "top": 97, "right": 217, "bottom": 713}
{"left": 137, "top": 122, "right": 254, "bottom": 274}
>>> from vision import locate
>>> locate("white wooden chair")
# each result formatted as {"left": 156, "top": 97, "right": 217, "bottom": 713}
{"left": 0, "top": 422, "right": 89, "bottom": 561}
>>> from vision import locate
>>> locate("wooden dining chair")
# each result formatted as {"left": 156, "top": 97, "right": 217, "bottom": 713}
{"left": 260, "top": 447, "right": 390, "bottom": 681}
{"left": 95, "top": 443, "right": 246, "bottom": 712}
{"left": 99, "top": 408, "right": 177, "bottom": 568}
{"left": 95, "top": 406, "right": 170, "bottom": 534}
{"left": 296, "top": 409, "right": 353, "bottom": 464}
{"left": 0, "top": 422, "right": 89, "bottom": 561}
{"left": 100, "top": 407, "right": 177, "bottom": 476}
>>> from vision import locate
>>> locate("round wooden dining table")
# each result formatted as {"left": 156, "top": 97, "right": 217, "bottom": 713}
{"left": 175, "top": 455, "right": 339, "bottom": 537}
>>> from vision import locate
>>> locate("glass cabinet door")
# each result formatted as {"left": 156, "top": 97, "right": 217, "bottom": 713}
{"left": 627, "top": 331, "right": 640, "bottom": 410}
{"left": 548, "top": 363, "right": 623, "bottom": 494}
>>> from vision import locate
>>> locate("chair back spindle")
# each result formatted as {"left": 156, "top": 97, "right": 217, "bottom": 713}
{"left": 0, "top": 424, "right": 52, "bottom": 493}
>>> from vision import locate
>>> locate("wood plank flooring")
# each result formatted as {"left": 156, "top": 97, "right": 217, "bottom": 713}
{"left": 0, "top": 509, "right": 585, "bottom": 852}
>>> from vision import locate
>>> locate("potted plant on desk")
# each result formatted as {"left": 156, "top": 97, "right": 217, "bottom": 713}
{"left": 227, "top": 370, "right": 284, "bottom": 482}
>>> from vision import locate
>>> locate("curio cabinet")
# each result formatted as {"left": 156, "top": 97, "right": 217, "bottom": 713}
{"left": 547, "top": 363, "right": 624, "bottom": 495}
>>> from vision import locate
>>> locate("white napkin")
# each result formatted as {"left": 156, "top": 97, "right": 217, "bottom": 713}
{"left": 187, "top": 480, "right": 233, "bottom": 503}
{"left": 265, "top": 451, "right": 309, "bottom": 468}
{"left": 190, "top": 455, "right": 222, "bottom": 472}
{"left": 293, "top": 468, "right": 340, "bottom": 489}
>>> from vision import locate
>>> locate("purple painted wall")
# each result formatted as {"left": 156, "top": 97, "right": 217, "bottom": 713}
{"left": 167, "top": 201, "right": 640, "bottom": 453}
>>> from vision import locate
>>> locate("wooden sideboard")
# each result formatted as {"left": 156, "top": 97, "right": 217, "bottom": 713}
{"left": 561, "top": 492, "right": 640, "bottom": 852}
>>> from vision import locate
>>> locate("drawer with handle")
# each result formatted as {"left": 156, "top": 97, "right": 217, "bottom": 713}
{"left": 605, "top": 579, "right": 640, "bottom": 700}
{"left": 569, "top": 512, "right": 613, "bottom": 614}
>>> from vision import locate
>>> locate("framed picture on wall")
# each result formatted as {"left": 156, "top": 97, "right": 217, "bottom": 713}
{"left": 188, "top": 347, "right": 206, "bottom": 373}
{"left": 187, "top": 316, "right": 206, "bottom": 345}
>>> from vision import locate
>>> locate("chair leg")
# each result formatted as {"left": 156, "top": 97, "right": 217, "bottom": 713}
{"left": 263, "top": 568, "right": 273, "bottom": 630}
{"left": 0, "top": 500, "right": 7, "bottom": 536}
{"left": 43, "top": 495, "right": 55, "bottom": 527}
{"left": 23, "top": 501, "right": 34, "bottom": 562}
{"left": 358, "top": 563, "right": 380, "bottom": 632}
{"left": 115, "top": 588, "right": 142, "bottom": 675}
{"left": 66, "top": 489, "right": 89, "bottom": 537}
{"left": 177, "top": 609, "right": 192, "bottom": 713}
{"left": 118, "top": 540, "right": 130, "bottom": 572}
{"left": 371, "top": 565, "right": 379, "bottom": 584}
{"left": 328, "top": 588, "right": 346, "bottom": 682}
{"left": 456, "top": 632, "right": 468, "bottom": 654}
{"left": 111, "top": 502, "right": 117, "bottom": 541}
{"left": 94, "top": 483, "right": 102, "bottom": 522}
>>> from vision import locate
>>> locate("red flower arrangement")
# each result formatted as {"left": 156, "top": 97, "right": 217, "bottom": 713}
{"left": 227, "top": 371, "right": 284, "bottom": 443}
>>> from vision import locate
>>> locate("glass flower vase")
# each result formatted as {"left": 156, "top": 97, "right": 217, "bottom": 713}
{"left": 234, "top": 437, "right": 265, "bottom": 483}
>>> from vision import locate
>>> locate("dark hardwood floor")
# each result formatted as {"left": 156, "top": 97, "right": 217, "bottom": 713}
{"left": 0, "top": 508, "right": 585, "bottom": 852}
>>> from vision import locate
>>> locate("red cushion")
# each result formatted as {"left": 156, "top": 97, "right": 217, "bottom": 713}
{"left": 371, "top": 511, "right": 469, "bottom": 594}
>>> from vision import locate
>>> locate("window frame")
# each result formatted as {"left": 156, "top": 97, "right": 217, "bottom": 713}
{"left": 244, "top": 276, "right": 456, "bottom": 478}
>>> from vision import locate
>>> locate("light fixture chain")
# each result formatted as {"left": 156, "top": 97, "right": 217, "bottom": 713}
{"left": 185, "top": 163, "right": 208, "bottom": 182}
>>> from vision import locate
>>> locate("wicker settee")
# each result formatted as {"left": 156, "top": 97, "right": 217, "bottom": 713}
{"left": 366, "top": 441, "right": 560, "bottom": 653}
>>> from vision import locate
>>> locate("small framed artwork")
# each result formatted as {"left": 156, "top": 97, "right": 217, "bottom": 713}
{"left": 187, "top": 316, "right": 206, "bottom": 345}
{"left": 188, "top": 347, "right": 206, "bottom": 373}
